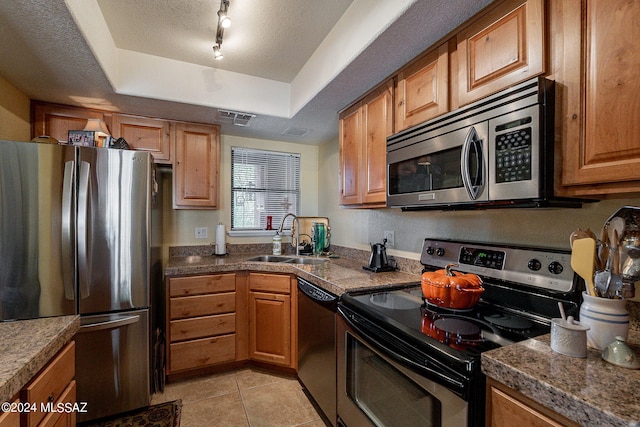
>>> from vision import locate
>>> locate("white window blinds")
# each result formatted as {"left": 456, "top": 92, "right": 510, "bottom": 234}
{"left": 231, "top": 147, "right": 301, "bottom": 230}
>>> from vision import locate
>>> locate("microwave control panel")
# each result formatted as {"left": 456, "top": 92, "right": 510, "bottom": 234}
{"left": 494, "top": 117, "right": 533, "bottom": 183}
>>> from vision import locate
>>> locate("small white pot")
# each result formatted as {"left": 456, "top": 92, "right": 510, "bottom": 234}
{"left": 550, "top": 316, "right": 590, "bottom": 358}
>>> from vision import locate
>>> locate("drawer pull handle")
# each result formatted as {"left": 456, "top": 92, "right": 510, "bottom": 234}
{"left": 48, "top": 394, "right": 54, "bottom": 403}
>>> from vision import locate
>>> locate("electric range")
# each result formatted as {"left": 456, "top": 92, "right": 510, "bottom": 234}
{"left": 336, "top": 238, "right": 584, "bottom": 427}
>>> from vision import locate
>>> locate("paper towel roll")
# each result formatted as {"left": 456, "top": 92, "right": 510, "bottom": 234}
{"left": 215, "top": 223, "right": 226, "bottom": 255}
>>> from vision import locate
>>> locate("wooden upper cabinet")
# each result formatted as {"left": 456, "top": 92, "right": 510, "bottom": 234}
{"left": 173, "top": 122, "right": 220, "bottom": 209}
{"left": 553, "top": 0, "right": 640, "bottom": 195}
{"left": 339, "top": 103, "right": 362, "bottom": 206}
{"left": 111, "top": 114, "right": 172, "bottom": 164}
{"left": 339, "top": 80, "right": 393, "bottom": 207}
{"left": 362, "top": 81, "right": 393, "bottom": 205}
{"left": 32, "top": 102, "right": 105, "bottom": 143}
{"left": 395, "top": 42, "right": 449, "bottom": 132}
{"left": 457, "top": 0, "right": 545, "bottom": 106}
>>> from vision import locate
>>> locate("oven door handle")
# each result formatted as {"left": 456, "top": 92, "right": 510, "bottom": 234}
{"left": 461, "top": 125, "right": 485, "bottom": 200}
{"left": 338, "top": 306, "right": 469, "bottom": 398}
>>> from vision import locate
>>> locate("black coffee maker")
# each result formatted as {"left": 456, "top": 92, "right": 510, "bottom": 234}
{"left": 363, "top": 238, "right": 396, "bottom": 272}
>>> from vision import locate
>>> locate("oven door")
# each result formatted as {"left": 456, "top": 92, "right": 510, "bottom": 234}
{"left": 387, "top": 122, "right": 489, "bottom": 208}
{"left": 337, "top": 307, "right": 469, "bottom": 427}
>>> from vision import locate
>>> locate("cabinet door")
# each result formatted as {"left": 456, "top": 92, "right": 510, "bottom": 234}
{"left": 396, "top": 43, "right": 449, "bottom": 131}
{"left": 32, "top": 102, "right": 104, "bottom": 143}
{"left": 457, "top": 0, "right": 545, "bottom": 106}
{"left": 362, "top": 81, "right": 393, "bottom": 205}
{"left": 21, "top": 341, "right": 75, "bottom": 427}
{"left": 555, "top": 0, "right": 640, "bottom": 195}
{"left": 339, "top": 103, "right": 362, "bottom": 205}
{"left": 487, "top": 378, "right": 580, "bottom": 427}
{"left": 339, "top": 80, "right": 393, "bottom": 207}
{"left": 173, "top": 122, "right": 220, "bottom": 209}
{"left": 249, "top": 291, "right": 291, "bottom": 367}
{"left": 111, "top": 114, "right": 172, "bottom": 164}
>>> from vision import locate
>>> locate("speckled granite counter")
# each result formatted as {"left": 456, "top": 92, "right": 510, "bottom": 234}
{"left": 482, "top": 331, "right": 640, "bottom": 426}
{"left": 165, "top": 253, "right": 421, "bottom": 296}
{"left": 0, "top": 315, "right": 80, "bottom": 402}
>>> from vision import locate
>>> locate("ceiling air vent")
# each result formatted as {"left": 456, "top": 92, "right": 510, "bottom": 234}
{"left": 216, "top": 110, "right": 256, "bottom": 127}
{"left": 282, "top": 127, "right": 310, "bottom": 137}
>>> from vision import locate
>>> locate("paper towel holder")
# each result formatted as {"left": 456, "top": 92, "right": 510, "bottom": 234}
{"left": 215, "top": 222, "right": 228, "bottom": 256}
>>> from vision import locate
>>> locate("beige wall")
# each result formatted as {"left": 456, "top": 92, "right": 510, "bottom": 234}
{"left": 0, "top": 74, "right": 30, "bottom": 141}
{"left": 318, "top": 137, "right": 640, "bottom": 258}
{"left": 162, "top": 134, "right": 319, "bottom": 254}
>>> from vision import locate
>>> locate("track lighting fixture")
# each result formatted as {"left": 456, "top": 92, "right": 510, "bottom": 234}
{"left": 213, "top": 0, "right": 230, "bottom": 59}
{"left": 213, "top": 44, "right": 223, "bottom": 60}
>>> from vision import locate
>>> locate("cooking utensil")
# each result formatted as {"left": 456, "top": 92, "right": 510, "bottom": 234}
{"left": 606, "top": 230, "right": 624, "bottom": 298}
{"left": 597, "top": 226, "right": 609, "bottom": 271}
{"left": 571, "top": 237, "right": 597, "bottom": 296}
{"left": 569, "top": 229, "right": 590, "bottom": 248}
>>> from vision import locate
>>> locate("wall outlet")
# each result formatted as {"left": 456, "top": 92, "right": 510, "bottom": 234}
{"left": 195, "top": 227, "right": 208, "bottom": 239}
{"left": 383, "top": 230, "right": 395, "bottom": 247}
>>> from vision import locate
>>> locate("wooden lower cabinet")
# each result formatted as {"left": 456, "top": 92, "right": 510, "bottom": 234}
{"left": 486, "top": 377, "right": 580, "bottom": 427}
{"left": 248, "top": 273, "right": 297, "bottom": 369}
{"left": 19, "top": 341, "right": 76, "bottom": 427}
{"left": 167, "top": 273, "right": 238, "bottom": 375}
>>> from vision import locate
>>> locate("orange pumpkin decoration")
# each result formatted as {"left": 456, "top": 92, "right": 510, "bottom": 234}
{"left": 421, "top": 264, "right": 484, "bottom": 309}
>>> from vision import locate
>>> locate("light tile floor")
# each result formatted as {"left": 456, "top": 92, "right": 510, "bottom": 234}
{"left": 151, "top": 367, "right": 328, "bottom": 427}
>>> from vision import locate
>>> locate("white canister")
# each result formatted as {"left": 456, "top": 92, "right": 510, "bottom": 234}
{"left": 579, "top": 291, "right": 629, "bottom": 350}
{"left": 550, "top": 316, "right": 589, "bottom": 358}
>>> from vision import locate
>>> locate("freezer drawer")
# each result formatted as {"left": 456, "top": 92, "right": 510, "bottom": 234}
{"left": 74, "top": 309, "right": 150, "bottom": 423}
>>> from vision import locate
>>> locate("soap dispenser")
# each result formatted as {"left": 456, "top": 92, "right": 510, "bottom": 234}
{"left": 272, "top": 231, "right": 282, "bottom": 255}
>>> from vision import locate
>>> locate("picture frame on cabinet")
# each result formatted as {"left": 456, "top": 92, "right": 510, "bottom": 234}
{"left": 67, "top": 130, "right": 95, "bottom": 146}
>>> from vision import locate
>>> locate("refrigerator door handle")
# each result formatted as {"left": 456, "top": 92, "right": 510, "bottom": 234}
{"left": 78, "top": 315, "right": 141, "bottom": 333}
{"left": 62, "top": 160, "right": 75, "bottom": 300}
{"left": 78, "top": 160, "right": 91, "bottom": 299}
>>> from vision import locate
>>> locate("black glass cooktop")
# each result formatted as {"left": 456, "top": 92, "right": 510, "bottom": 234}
{"left": 340, "top": 285, "right": 551, "bottom": 366}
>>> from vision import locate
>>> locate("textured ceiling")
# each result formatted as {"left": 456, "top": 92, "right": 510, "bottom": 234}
{"left": 97, "top": 0, "right": 354, "bottom": 82}
{"left": 0, "top": 0, "right": 494, "bottom": 145}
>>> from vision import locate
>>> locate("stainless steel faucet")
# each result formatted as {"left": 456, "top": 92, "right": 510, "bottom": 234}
{"left": 278, "top": 213, "right": 297, "bottom": 233}
{"left": 277, "top": 213, "right": 299, "bottom": 255}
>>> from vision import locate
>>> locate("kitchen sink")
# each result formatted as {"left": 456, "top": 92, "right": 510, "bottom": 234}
{"left": 245, "top": 255, "right": 328, "bottom": 265}
{"left": 245, "top": 255, "right": 294, "bottom": 262}
{"left": 285, "top": 257, "right": 328, "bottom": 265}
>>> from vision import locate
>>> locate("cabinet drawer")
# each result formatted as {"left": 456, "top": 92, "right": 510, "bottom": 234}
{"left": 0, "top": 398, "right": 19, "bottom": 427}
{"left": 39, "top": 380, "right": 76, "bottom": 427}
{"left": 21, "top": 341, "right": 75, "bottom": 427}
{"left": 170, "top": 334, "right": 236, "bottom": 372}
{"left": 249, "top": 273, "right": 291, "bottom": 294}
{"left": 170, "top": 274, "right": 235, "bottom": 297}
{"left": 170, "top": 292, "right": 236, "bottom": 319}
{"left": 170, "top": 313, "right": 236, "bottom": 342}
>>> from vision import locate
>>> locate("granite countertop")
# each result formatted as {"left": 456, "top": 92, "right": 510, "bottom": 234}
{"left": 482, "top": 331, "right": 640, "bottom": 426}
{"left": 165, "top": 253, "right": 421, "bottom": 296}
{"left": 0, "top": 315, "right": 80, "bottom": 403}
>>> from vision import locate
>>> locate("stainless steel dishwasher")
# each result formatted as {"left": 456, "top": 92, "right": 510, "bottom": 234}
{"left": 297, "top": 277, "right": 338, "bottom": 426}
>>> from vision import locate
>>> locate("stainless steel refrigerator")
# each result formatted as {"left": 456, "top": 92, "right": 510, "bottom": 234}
{"left": 0, "top": 139, "right": 162, "bottom": 423}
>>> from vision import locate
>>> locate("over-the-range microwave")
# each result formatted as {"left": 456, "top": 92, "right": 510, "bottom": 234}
{"left": 386, "top": 77, "right": 589, "bottom": 210}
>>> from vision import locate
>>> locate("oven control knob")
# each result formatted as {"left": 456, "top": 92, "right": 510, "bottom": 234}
{"left": 528, "top": 259, "right": 542, "bottom": 271}
{"left": 548, "top": 261, "right": 564, "bottom": 275}
{"left": 436, "top": 248, "right": 445, "bottom": 257}
{"left": 426, "top": 247, "right": 435, "bottom": 255}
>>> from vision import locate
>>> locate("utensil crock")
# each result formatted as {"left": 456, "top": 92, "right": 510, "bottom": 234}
{"left": 579, "top": 291, "right": 629, "bottom": 350}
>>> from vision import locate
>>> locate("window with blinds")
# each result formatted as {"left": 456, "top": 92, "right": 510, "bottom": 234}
{"left": 231, "top": 147, "right": 301, "bottom": 230}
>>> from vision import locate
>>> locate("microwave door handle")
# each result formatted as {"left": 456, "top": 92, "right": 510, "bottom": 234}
{"left": 461, "top": 126, "right": 484, "bottom": 200}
